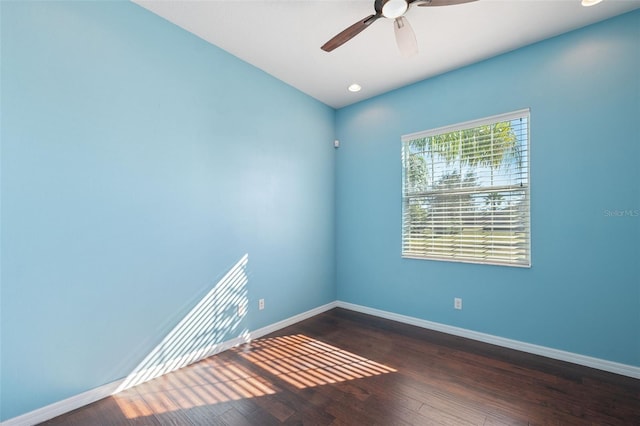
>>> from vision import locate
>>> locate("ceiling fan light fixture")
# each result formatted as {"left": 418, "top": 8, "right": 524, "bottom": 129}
{"left": 382, "top": 0, "right": 408, "bottom": 19}
{"left": 581, "top": 0, "right": 603, "bottom": 6}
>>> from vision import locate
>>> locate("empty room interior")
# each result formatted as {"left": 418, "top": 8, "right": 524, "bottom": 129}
{"left": 1, "top": 0, "right": 639, "bottom": 425}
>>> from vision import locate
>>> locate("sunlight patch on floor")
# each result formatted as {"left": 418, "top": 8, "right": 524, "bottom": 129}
{"left": 114, "top": 333, "right": 396, "bottom": 419}
{"left": 114, "top": 356, "right": 278, "bottom": 419}
{"left": 235, "top": 334, "right": 397, "bottom": 389}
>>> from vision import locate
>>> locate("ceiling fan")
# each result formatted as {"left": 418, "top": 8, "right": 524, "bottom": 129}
{"left": 321, "top": 0, "right": 478, "bottom": 57}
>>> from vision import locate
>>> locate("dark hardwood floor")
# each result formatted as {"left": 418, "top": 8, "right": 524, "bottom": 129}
{"left": 42, "top": 308, "right": 640, "bottom": 425}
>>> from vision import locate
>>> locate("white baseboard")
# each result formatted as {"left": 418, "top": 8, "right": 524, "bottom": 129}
{"left": 0, "top": 301, "right": 338, "bottom": 426}
{"left": 336, "top": 301, "right": 640, "bottom": 379}
{"left": 4, "top": 299, "right": 637, "bottom": 425}
{"left": 248, "top": 301, "right": 338, "bottom": 340}
{"left": 0, "top": 380, "right": 124, "bottom": 426}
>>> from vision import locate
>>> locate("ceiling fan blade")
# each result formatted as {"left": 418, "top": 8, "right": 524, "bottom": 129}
{"left": 321, "top": 14, "right": 381, "bottom": 52}
{"left": 394, "top": 16, "right": 418, "bottom": 57}
{"left": 415, "top": 0, "right": 477, "bottom": 6}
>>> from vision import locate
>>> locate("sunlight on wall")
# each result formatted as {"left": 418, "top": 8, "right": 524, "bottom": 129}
{"left": 115, "top": 254, "right": 250, "bottom": 393}
{"left": 236, "top": 334, "right": 397, "bottom": 388}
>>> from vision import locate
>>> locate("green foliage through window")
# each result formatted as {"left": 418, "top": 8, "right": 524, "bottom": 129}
{"left": 401, "top": 110, "right": 530, "bottom": 267}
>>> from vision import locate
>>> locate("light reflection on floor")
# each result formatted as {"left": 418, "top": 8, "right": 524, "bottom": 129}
{"left": 235, "top": 334, "right": 397, "bottom": 389}
{"left": 115, "top": 356, "right": 278, "bottom": 418}
{"left": 114, "top": 334, "right": 396, "bottom": 419}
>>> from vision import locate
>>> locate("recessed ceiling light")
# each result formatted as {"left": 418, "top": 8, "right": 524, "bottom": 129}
{"left": 581, "top": 0, "right": 603, "bottom": 6}
{"left": 348, "top": 83, "right": 362, "bottom": 93}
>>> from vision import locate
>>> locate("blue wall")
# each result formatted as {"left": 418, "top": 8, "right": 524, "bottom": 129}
{"left": 335, "top": 11, "right": 639, "bottom": 367}
{"left": 0, "top": 1, "right": 335, "bottom": 420}
{"left": 2, "top": 1, "right": 639, "bottom": 422}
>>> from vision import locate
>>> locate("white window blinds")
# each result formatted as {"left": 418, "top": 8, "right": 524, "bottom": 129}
{"left": 401, "top": 109, "right": 530, "bottom": 267}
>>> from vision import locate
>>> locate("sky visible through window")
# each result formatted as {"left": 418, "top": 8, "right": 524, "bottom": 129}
{"left": 402, "top": 111, "right": 530, "bottom": 266}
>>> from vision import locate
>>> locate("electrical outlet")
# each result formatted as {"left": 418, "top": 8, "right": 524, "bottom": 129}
{"left": 454, "top": 298, "right": 462, "bottom": 310}
{"left": 259, "top": 299, "right": 265, "bottom": 310}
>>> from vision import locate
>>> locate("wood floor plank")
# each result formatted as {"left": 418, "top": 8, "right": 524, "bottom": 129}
{"left": 41, "top": 308, "right": 640, "bottom": 425}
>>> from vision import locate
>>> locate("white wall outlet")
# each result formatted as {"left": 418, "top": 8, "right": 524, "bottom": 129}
{"left": 454, "top": 298, "right": 462, "bottom": 310}
{"left": 258, "top": 298, "right": 265, "bottom": 310}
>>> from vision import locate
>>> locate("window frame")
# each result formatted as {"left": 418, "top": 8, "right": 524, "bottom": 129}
{"left": 401, "top": 109, "right": 531, "bottom": 268}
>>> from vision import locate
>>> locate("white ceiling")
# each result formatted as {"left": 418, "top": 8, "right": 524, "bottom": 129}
{"left": 133, "top": 0, "right": 640, "bottom": 109}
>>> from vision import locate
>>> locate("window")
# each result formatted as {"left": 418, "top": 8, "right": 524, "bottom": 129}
{"left": 401, "top": 109, "right": 530, "bottom": 267}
